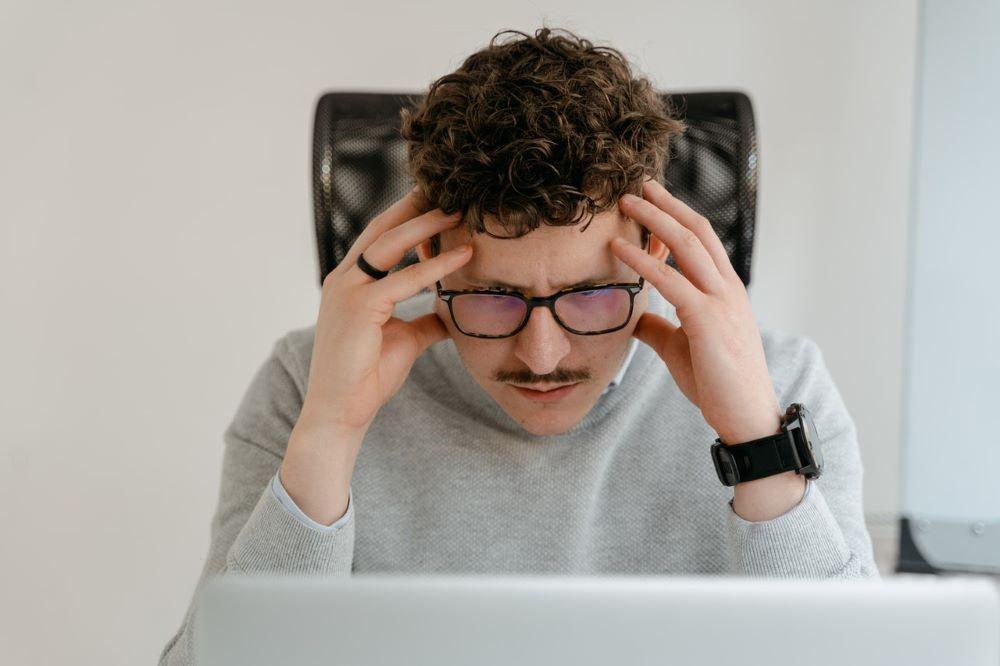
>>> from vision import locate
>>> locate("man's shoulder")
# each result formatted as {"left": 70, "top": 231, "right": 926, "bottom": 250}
{"left": 758, "top": 324, "right": 818, "bottom": 363}
{"left": 277, "top": 323, "right": 316, "bottom": 380}
{"left": 757, "top": 323, "right": 831, "bottom": 404}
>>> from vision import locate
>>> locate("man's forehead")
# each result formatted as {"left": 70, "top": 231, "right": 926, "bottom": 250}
{"left": 440, "top": 208, "right": 641, "bottom": 248}
{"left": 440, "top": 215, "right": 643, "bottom": 290}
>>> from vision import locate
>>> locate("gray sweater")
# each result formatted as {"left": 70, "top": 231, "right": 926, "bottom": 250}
{"left": 159, "top": 286, "right": 879, "bottom": 665}
{"left": 267, "top": 337, "right": 642, "bottom": 533}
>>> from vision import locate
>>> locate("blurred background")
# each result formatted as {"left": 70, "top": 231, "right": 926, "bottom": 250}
{"left": 1, "top": 0, "right": 996, "bottom": 663}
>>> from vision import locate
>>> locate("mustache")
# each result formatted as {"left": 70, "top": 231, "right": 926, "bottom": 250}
{"left": 494, "top": 368, "right": 590, "bottom": 384}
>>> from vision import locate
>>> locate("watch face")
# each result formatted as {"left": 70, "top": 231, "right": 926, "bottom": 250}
{"left": 800, "top": 405, "right": 824, "bottom": 474}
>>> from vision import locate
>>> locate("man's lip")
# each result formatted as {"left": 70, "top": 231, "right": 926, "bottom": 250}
{"left": 508, "top": 382, "right": 579, "bottom": 392}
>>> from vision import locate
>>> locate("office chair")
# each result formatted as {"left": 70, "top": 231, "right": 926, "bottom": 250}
{"left": 311, "top": 91, "right": 758, "bottom": 288}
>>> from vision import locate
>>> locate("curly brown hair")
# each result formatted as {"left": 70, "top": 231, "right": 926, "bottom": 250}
{"left": 400, "top": 26, "right": 687, "bottom": 244}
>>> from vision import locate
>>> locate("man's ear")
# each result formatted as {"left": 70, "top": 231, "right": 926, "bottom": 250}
{"left": 627, "top": 218, "right": 669, "bottom": 262}
{"left": 649, "top": 233, "right": 670, "bottom": 263}
{"left": 415, "top": 236, "right": 434, "bottom": 263}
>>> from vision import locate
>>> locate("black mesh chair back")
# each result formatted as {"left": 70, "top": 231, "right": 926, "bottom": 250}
{"left": 312, "top": 91, "right": 758, "bottom": 287}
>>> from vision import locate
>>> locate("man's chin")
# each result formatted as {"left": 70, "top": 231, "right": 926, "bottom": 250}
{"left": 494, "top": 389, "right": 596, "bottom": 437}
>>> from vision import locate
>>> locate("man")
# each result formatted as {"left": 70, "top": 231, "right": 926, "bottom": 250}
{"left": 160, "top": 26, "right": 878, "bottom": 665}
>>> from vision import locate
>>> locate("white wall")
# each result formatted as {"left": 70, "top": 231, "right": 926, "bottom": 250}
{"left": 0, "top": 1, "right": 918, "bottom": 663}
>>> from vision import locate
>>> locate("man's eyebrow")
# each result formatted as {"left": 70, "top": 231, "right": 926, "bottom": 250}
{"left": 461, "top": 272, "right": 624, "bottom": 291}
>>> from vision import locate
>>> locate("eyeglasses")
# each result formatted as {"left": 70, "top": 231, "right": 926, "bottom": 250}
{"left": 434, "top": 230, "right": 649, "bottom": 338}
{"left": 435, "top": 277, "right": 646, "bottom": 338}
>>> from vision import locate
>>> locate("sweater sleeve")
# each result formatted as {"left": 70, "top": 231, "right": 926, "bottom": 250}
{"left": 271, "top": 469, "right": 353, "bottom": 532}
{"left": 158, "top": 335, "right": 355, "bottom": 666}
{"left": 724, "top": 336, "right": 881, "bottom": 579}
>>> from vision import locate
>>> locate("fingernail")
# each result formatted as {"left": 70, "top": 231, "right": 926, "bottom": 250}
{"left": 452, "top": 244, "right": 471, "bottom": 253}
{"left": 622, "top": 193, "right": 641, "bottom": 205}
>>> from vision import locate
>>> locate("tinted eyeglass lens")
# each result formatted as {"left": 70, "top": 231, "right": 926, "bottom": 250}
{"left": 451, "top": 293, "right": 527, "bottom": 336}
{"left": 450, "top": 288, "right": 632, "bottom": 336}
{"left": 554, "top": 288, "right": 632, "bottom": 332}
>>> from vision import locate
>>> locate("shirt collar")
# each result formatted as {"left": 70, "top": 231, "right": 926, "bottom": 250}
{"left": 600, "top": 338, "right": 639, "bottom": 395}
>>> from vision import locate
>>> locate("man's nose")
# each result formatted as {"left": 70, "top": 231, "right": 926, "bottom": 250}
{"left": 513, "top": 305, "right": 571, "bottom": 376}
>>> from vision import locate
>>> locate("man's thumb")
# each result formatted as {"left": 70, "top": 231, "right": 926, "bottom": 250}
{"left": 408, "top": 311, "right": 451, "bottom": 355}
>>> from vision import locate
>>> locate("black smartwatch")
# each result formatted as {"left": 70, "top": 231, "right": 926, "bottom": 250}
{"left": 710, "top": 402, "right": 824, "bottom": 487}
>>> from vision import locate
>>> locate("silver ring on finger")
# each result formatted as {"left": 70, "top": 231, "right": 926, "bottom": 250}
{"left": 356, "top": 252, "right": 390, "bottom": 280}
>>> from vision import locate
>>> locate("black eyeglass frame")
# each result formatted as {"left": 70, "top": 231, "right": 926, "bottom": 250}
{"left": 433, "top": 232, "right": 651, "bottom": 339}
{"left": 435, "top": 277, "right": 646, "bottom": 338}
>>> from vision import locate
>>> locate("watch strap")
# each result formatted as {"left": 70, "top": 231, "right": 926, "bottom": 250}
{"left": 711, "top": 429, "right": 803, "bottom": 486}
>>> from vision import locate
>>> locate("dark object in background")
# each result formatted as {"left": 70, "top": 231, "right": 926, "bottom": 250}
{"left": 311, "top": 91, "right": 758, "bottom": 288}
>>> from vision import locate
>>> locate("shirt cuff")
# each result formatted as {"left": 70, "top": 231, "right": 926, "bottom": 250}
{"left": 271, "top": 469, "right": 353, "bottom": 532}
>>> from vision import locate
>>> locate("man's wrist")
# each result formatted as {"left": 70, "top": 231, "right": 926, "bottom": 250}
{"left": 280, "top": 419, "right": 363, "bottom": 525}
{"left": 714, "top": 407, "right": 783, "bottom": 446}
{"left": 731, "top": 471, "right": 807, "bottom": 522}
{"left": 716, "top": 406, "right": 809, "bottom": 521}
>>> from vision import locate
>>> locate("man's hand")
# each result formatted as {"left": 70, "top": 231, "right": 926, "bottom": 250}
{"left": 612, "top": 178, "right": 782, "bottom": 444}
{"left": 612, "top": 179, "right": 804, "bottom": 521}
{"left": 281, "top": 187, "right": 473, "bottom": 525}
{"left": 304, "top": 187, "right": 471, "bottom": 435}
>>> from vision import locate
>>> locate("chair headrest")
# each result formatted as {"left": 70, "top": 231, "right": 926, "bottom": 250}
{"left": 312, "top": 91, "right": 758, "bottom": 287}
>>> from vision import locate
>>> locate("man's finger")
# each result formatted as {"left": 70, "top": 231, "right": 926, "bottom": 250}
{"left": 611, "top": 236, "right": 704, "bottom": 315}
{"left": 641, "top": 179, "right": 741, "bottom": 285}
{"left": 619, "top": 192, "right": 726, "bottom": 296}
{"left": 375, "top": 243, "right": 473, "bottom": 305}
{"left": 347, "top": 209, "right": 461, "bottom": 286}
{"left": 342, "top": 188, "right": 434, "bottom": 271}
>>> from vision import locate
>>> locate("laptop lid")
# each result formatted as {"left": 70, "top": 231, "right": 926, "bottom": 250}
{"left": 195, "top": 573, "right": 999, "bottom": 666}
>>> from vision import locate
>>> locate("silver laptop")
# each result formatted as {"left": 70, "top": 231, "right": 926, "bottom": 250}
{"left": 195, "top": 573, "right": 999, "bottom": 665}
